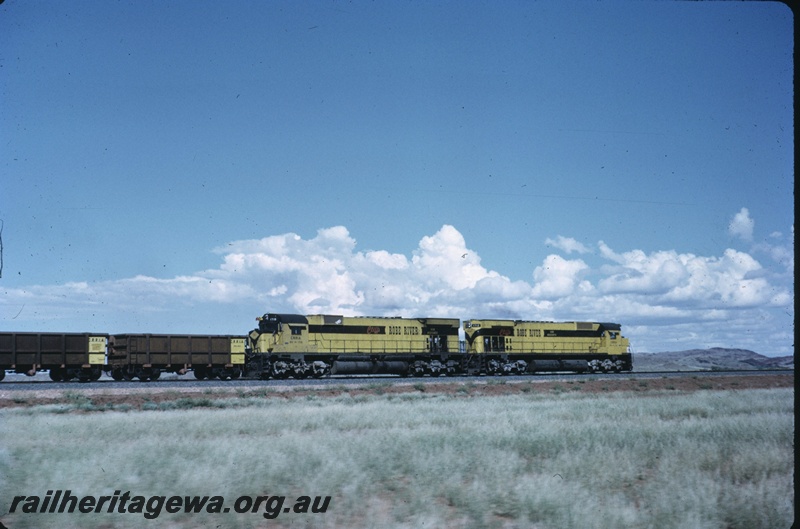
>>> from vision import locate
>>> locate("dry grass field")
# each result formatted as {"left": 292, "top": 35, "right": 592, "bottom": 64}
{"left": 0, "top": 376, "right": 793, "bottom": 529}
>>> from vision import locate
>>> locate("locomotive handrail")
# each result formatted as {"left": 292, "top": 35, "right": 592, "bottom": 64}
{"left": 466, "top": 340, "right": 624, "bottom": 354}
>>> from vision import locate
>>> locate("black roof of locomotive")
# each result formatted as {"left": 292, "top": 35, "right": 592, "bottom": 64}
{"left": 262, "top": 313, "right": 310, "bottom": 324}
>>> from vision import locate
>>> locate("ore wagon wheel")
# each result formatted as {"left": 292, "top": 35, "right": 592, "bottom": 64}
{"left": 77, "top": 370, "right": 95, "bottom": 383}
{"left": 217, "top": 369, "right": 240, "bottom": 381}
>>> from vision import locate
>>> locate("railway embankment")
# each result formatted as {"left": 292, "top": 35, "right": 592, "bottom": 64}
{"left": 0, "top": 373, "right": 792, "bottom": 412}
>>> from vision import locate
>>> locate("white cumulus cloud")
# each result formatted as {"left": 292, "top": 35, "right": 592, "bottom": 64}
{"left": 728, "top": 207, "right": 754, "bottom": 241}
{"left": 531, "top": 255, "right": 590, "bottom": 298}
{"left": 545, "top": 235, "right": 591, "bottom": 254}
{"left": 1, "top": 221, "right": 793, "bottom": 356}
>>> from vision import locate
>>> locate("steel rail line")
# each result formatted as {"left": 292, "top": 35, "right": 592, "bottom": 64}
{"left": 0, "top": 369, "right": 791, "bottom": 393}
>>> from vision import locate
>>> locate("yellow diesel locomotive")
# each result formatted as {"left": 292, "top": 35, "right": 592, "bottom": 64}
{"left": 462, "top": 319, "right": 631, "bottom": 374}
{"left": 245, "top": 313, "right": 632, "bottom": 378}
{"left": 246, "top": 313, "right": 461, "bottom": 378}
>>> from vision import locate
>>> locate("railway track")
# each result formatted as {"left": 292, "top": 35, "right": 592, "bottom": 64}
{"left": 0, "top": 369, "right": 791, "bottom": 393}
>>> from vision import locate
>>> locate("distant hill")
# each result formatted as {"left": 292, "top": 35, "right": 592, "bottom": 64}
{"left": 632, "top": 348, "right": 794, "bottom": 372}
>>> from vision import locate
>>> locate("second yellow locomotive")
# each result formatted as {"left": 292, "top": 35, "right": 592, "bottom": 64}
{"left": 463, "top": 319, "right": 631, "bottom": 374}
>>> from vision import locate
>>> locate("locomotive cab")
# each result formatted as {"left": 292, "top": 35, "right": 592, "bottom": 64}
{"left": 250, "top": 313, "right": 312, "bottom": 353}
{"left": 596, "top": 323, "right": 630, "bottom": 356}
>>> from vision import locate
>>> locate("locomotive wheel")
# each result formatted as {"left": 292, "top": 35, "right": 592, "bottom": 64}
{"left": 111, "top": 369, "right": 124, "bottom": 381}
{"left": 49, "top": 368, "right": 64, "bottom": 382}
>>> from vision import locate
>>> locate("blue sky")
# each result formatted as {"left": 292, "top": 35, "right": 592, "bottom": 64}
{"left": 1, "top": 1, "right": 794, "bottom": 355}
